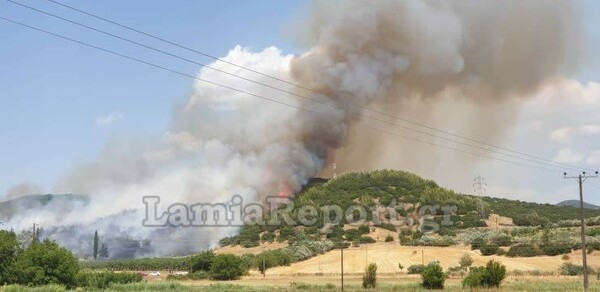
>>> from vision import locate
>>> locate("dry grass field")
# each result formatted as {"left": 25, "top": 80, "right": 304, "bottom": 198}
{"left": 257, "top": 243, "right": 600, "bottom": 275}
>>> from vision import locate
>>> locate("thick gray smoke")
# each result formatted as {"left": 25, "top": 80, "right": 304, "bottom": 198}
{"left": 2, "top": 0, "right": 582, "bottom": 257}
{"left": 290, "top": 0, "right": 581, "bottom": 179}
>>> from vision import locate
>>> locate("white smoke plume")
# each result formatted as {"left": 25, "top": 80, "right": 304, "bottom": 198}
{"left": 2, "top": 0, "right": 583, "bottom": 256}
{"left": 4, "top": 183, "right": 43, "bottom": 200}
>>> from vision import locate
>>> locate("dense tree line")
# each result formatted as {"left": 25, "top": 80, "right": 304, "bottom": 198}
{"left": 0, "top": 230, "right": 78, "bottom": 287}
{"left": 80, "top": 256, "right": 192, "bottom": 271}
{"left": 481, "top": 197, "right": 600, "bottom": 226}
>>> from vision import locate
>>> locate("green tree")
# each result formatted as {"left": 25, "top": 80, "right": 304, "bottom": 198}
{"left": 99, "top": 243, "right": 109, "bottom": 259}
{"left": 93, "top": 230, "right": 99, "bottom": 260}
{"left": 362, "top": 263, "right": 377, "bottom": 288}
{"left": 0, "top": 230, "right": 19, "bottom": 285}
{"left": 421, "top": 261, "right": 446, "bottom": 289}
{"left": 9, "top": 239, "right": 79, "bottom": 288}
{"left": 255, "top": 252, "right": 277, "bottom": 274}
{"left": 190, "top": 250, "right": 215, "bottom": 272}
{"left": 484, "top": 260, "right": 506, "bottom": 287}
{"left": 459, "top": 253, "right": 473, "bottom": 270}
{"left": 209, "top": 254, "right": 246, "bottom": 280}
{"left": 463, "top": 260, "right": 506, "bottom": 288}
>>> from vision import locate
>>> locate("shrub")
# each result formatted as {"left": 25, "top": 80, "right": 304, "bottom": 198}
{"left": 407, "top": 264, "right": 425, "bottom": 274}
{"left": 421, "top": 262, "right": 446, "bottom": 289}
{"left": 209, "top": 254, "right": 246, "bottom": 280}
{"left": 75, "top": 272, "right": 142, "bottom": 289}
{"left": 255, "top": 253, "right": 276, "bottom": 274}
{"left": 562, "top": 254, "right": 570, "bottom": 261}
{"left": 190, "top": 250, "right": 215, "bottom": 272}
{"left": 376, "top": 223, "right": 397, "bottom": 233}
{"left": 459, "top": 253, "right": 473, "bottom": 269}
{"left": 188, "top": 270, "right": 210, "bottom": 280}
{"left": 463, "top": 267, "right": 487, "bottom": 288}
{"left": 559, "top": 263, "right": 596, "bottom": 276}
{"left": 279, "top": 226, "right": 295, "bottom": 241}
{"left": 8, "top": 240, "right": 79, "bottom": 288}
{"left": 507, "top": 244, "right": 538, "bottom": 257}
{"left": 362, "top": 263, "right": 377, "bottom": 289}
{"left": 462, "top": 260, "right": 507, "bottom": 288}
{"left": 541, "top": 244, "right": 571, "bottom": 256}
{"left": 470, "top": 237, "right": 486, "bottom": 250}
{"left": 588, "top": 228, "right": 600, "bottom": 237}
{"left": 385, "top": 235, "right": 394, "bottom": 242}
{"left": 358, "top": 225, "right": 370, "bottom": 234}
{"left": 359, "top": 236, "right": 376, "bottom": 244}
{"left": 344, "top": 229, "right": 363, "bottom": 241}
{"left": 489, "top": 233, "right": 513, "bottom": 247}
{"left": 480, "top": 244, "right": 499, "bottom": 256}
{"left": 261, "top": 231, "right": 276, "bottom": 243}
{"left": 484, "top": 260, "right": 507, "bottom": 287}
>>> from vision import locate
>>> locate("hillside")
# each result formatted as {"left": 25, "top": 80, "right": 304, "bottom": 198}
{"left": 210, "top": 170, "right": 600, "bottom": 278}
{"left": 556, "top": 199, "right": 600, "bottom": 209}
{"left": 0, "top": 194, "right": 88, "bottom": 221}
{"left": 221, "top": 170, "right": 600, "bottom": 248}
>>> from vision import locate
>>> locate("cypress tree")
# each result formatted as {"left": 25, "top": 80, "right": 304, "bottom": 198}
{"left": 93, "top": 230, "right": 99, "bottom": 259}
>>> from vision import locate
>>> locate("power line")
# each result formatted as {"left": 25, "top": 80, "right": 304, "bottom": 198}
{"left": 32, "top": 0, "right": 595, "bottom": 173}
{"left": 5, "top": 0, "right": 582, "bottom": 173}
{"left": 0, "top": 16, "right": 569, "bottom": 173}
{"left": 363, "top": 122, "right": 559, "bottom": 173}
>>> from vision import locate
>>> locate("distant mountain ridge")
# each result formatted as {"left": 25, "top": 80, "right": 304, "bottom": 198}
{"left": 556, "top": 199, "right": 600, "bottom": 209}
{"left": 0, "top": 193, "right": 89, "bottom": 221}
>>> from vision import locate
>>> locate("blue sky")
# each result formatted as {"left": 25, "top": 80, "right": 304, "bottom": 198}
{"left": 1, "top": 0, "right": 599, "bottom": 204}
{"left": 0, "top": 0, "right": 303, "bottom": 193}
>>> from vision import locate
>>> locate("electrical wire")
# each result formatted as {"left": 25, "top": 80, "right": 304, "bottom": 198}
{"left": 0, "top": 15, "right": 574, "bottom": 174}
{"left": 22, "top": 0, "right": 596, "bottom": 173}
{"left": 4, "top": 0, "right": 576, "bottom": 173}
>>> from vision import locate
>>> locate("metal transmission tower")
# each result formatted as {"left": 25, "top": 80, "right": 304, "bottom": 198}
{"left": 473, "top": 176, "right": 487, "bottom": 218}
{"left": 564, "top": 171, "right": 599, "bottom": 292}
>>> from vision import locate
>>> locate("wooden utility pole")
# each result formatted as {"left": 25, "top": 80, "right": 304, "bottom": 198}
{"left": 564, "top": 171, "right": 598, "bottom": 292}
{"left": 340, "top": 243, "right": 344, "bottom": 291}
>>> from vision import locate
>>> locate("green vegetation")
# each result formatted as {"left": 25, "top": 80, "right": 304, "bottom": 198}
{"left": 80, "top": 256, "right": 191, "bottom": 271}
{"left": 560, "top": 262, "right": 596, "bottom": 276}
{"left": 190, "top": 250, "right": 215, "bottom": 273}
{"left": 75, "top": 272, "right": 142, "bottom": 289}
{"left": 2, "top": 280, "right": 600, "bottom": 292}
{"left": 479, "top": 244, "right": 500, "bottom": 256}
{"left": 507, "top": 243, "right": 539, "bottom": 257}
{"left": 459, "top": 253, "right": 473, "bottom": 270}
{"left": 463, "top": 260, "right": 507, "bottom": 288}
{"left": 93, "top": 230, "right": 99, "bottom": 260}
{"left": 252, "top": 240, "right": 335, "bottom": 273}
{"left": 421, "top": 261, "right": 446, "bottom": 289}
{"left": 482, "top": 197, "right": 600, "bottom": 227}
{"left": 362, "top": 263, "right": 377, "bottom": 289}
{"left": 210, "top": 254, "right": 246, "bottom": 280}
{"left": 219, "top": 170, "right": 600, "bottom": 253}
{"left": 407, "top": 264, "right": 425, "bottom": 274}
{"left": 8, "top": 239, "right": 79, "bottom": 288}
{"left": 0, "top": 230, "right": 18, "bottom": 285}
{"left": 221, "top": 171, "right": 492, "bottom": 247}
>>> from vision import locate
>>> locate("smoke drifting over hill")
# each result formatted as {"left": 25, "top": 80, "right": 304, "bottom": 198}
{"left": 2, "top": 0, "right": 583, "bottom": 257}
